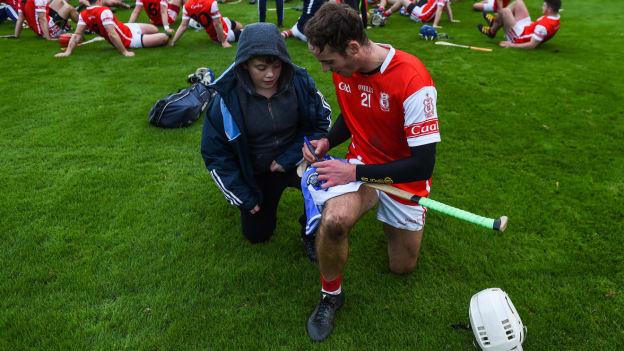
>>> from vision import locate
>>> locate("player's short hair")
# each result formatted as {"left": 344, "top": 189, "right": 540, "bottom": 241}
{"left": 88, "top": 0, "right": 98, "bottom": 4}
{"left": 545, "top": 0, "right": 561, "bottom": 12}
{"left": 303, "top": 2, "right": 368, "bottom": 55}
{"left": 249, "top": 55, "right": 281, "bottom": 64}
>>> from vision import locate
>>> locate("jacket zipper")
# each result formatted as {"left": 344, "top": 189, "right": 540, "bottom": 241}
{"left": 267, "top": 99, "right": 279, "bottom": 148}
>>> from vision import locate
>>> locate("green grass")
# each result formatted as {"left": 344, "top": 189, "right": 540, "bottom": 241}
{"left": 1, "top": 0, "right": 623, "bottom": 349}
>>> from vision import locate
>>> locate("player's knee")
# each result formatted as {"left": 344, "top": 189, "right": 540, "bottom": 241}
{"left": 321, "top": 213, "right": 350, "bottom": 242}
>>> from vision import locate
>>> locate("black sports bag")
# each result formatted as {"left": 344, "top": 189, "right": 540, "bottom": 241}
{"left": 148, "top": 83, "right": 213, "bottom": 128}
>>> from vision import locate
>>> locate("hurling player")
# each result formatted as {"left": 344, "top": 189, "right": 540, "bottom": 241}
{"left": 128, "top": 0, "right": 181, "bottom": 34}
{"left": 55, "top": 0, "right": 169, "bottom": 57}
{"left": 303, "top": 3, "right": 440, "bottom": 342}
{"left": 169, "top": 0, "right": 243, "bottom": 48}
{"left": 478, "top": 0, "right": 561, "bottom": 49}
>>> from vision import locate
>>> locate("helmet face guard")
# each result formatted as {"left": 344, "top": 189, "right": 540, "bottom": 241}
{"left": 419, "top": 24, "right": 438, "bottom": 40}
{"left": 469, "top": 288, "right": 526, "bottom": 351}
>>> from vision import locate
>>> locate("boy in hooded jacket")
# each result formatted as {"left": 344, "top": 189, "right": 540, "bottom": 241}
{"left": 201, "top": 23, "right": 332, "bottom": 257}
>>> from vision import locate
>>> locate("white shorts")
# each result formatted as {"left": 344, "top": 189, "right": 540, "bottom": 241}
{"left": 482, "top": 0, "right": 495, "bottom": 12}
{"left": 126, "top": 22, "right": 143, "bottom": 48}
{"left": 505, "top": 16, "right": 530, "bottom": 42}
{"left": 347, "top": 159, "right": 427, "bottom": 232}
{"left": 376, "top": 189, "right": 426, "bottom": 231}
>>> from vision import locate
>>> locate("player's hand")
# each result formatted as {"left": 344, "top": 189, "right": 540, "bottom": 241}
{"left": 221, "top": 41, "right": 232, "bottom": 48}
{"left": 250, "top": 205, "right": 260, "bottom": 214}
{"left": 499, "top": 41, "right": 512, "bottom": 48}
{"left": 122, "top": 50, "right": 135, "bottom": 57}
{"left": 313, "top": 159, "right": 356, "bottom": 188}
{"left": 54, "top": 52, "right": 70, "bottom": 58}
{"left": 165, "top": 28, "right": 174, "bottom": 35}
{"left": 270, "top": 160, "right": 285, "bottom": 173}
{"left": 302, "top": 138, "right": 329, "bottom": 163}
{"left": 450, "top": 19, "right": 460, "bottom": 23}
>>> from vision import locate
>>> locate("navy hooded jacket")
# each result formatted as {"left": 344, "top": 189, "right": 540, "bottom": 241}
{"left": 201, "top": 23, "right": 332, "bottom": 211}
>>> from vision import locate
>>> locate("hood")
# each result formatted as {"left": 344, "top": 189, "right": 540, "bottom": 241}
{"left": 234, "top": 22, "right": 292, "bottom": 67}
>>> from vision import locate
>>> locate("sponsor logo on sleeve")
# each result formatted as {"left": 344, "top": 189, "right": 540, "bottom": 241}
{"left": 405, "top": 119, "right": 439, "bottom": 138}
{"left": 424, "top": 93, "right": 435, "bottom": 118}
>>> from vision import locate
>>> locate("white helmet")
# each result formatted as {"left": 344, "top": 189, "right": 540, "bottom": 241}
{"left": 469, "top": 288, "right": 526, "bottom": 351}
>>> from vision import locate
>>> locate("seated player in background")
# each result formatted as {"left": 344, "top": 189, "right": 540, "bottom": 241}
{"left": 478, "top": 0, "right": 561, "bottom": 49}
{"left": 55, "top": 0, "right": 169, "bottom": 57}
{"left": 281, "top": 0, "right": 327, "bottom": 42}
{"left": 13, "top": 0, "right": 78, "bottom": 39}
{"left": 407, "top": 0, "right": 459, "bottom": 28}
{"left": 128, "top": 0, "right": 181, "bottom": 34}
{"left": 169, "top": 0, "right": 242, "bottom": 48}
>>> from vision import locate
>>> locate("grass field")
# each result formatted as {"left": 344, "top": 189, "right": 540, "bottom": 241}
{"left": 1, "top": 0, "right": 623, "bottom": 349}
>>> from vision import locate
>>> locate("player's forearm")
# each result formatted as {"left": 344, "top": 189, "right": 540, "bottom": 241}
{"left": 106, "top": 27, "right": 129, "bottom": 54}
{"left": 64, "top": 33, "right": 81, "bottom": 55}
{"left": 37, "top": 14, "right": 50, "bottom": 39}
{"left": 171, "top": 23, "right": 187, "bottom": 44}
{"left": 432, "top": 6, "right": 444, "bottom": 26}
{"left": 213, "top": 20, "right": 227, "bottom": 44}
{"left": 445, "top": 4, "right": 453, "bottom": 20}
{"left": 355, "top": 143, "right": 437, "bottom": 184}
{"left": 160, "top": 4, "right": 169, "bottom": 30}
{"left": 14, "top": 14, "right": 24, "bottom": 37}
{"left": 508, "top": 40, "right": 539, "bottom": 49}
{"left": 128, "top": 7, "right": 140, "bottom": 22}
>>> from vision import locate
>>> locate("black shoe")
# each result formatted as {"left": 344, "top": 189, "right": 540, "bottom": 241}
{"left": 482, "top": 11, "right": 496, "bottom": 26}
{"left": 301, "top": 234, "right": 317, "bottom": 263}
{"left": 307, "top": 291, "right": 345, "bottom": 342}
{"left": 477, "top": 24, "right": 496, "bottom": 38}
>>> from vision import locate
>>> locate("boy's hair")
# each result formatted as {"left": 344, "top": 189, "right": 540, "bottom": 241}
{"left": 249, "top": 55, "right": 280, "bottom": 64}
{"left": 304, "top": 2, "right": 368, "bottom": 55}
{"left": 545, "top": 0, "right": 561, "bottom": 12}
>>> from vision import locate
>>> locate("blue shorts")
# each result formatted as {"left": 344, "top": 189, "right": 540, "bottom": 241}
{"left": 0, "top": 4, "right": 18, "bottom": 22}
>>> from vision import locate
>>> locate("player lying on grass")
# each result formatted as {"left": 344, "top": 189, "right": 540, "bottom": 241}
{"left": 280, "top": 0, "right": 327, "bottom": 42}
{"left": 303, "top": 3, "right": 440, "bottom": 342}
{"left": 404, "top": 0, "right": 459, "bottom": 28}
{"left": 13, "top": 0, "right": 78, "bottom": 40}
{"left": 169, "top": 0, "right": 242, "bottom": 48}
{"left": 55, "top": 0, "right": 169, "bottom": 57}
{"left": 200, "top": 23, "right": 331, "bottom": 260}
{"left": 478, "top": 0, "right": 561, "bottom": 49}
{"left": 128, "top": 0, "right": 181, "bottom": 34}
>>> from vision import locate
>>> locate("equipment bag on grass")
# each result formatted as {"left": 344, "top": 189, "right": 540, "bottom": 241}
{"left": 148, "top": 83, "right": 213, "bottom": 128}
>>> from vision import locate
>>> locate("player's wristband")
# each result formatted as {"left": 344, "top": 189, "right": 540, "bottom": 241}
{"left": 164, "top": 25, "right": 170, "bottom": 31}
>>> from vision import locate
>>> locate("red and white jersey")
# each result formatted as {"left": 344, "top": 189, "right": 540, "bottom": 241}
{"left": 78, "top": 6, "right": 133, "bottom": 48}
{"left": 411, "top": 0, "right": 448, "bottom": 23}
{"left": 20, "top": 0, "right": 62, "bottom": 37}
{"left": 514, "top": 15, "right": 560, "bottom": 44}
{"left": 333, "top": 45, "right": 441, "bottom": 202}
{"left": 182, "top": 0, "right": 228, "bottom": 42}
{"left": 136, "top": 0, "right": 179, "bottom": 25}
